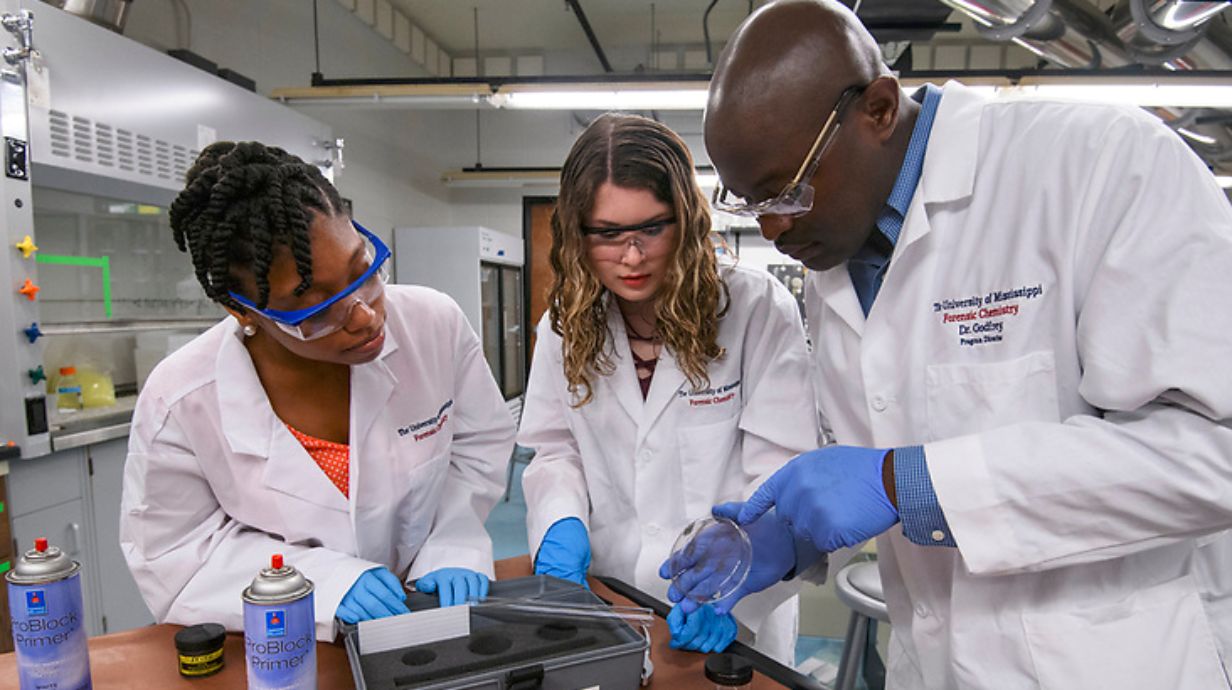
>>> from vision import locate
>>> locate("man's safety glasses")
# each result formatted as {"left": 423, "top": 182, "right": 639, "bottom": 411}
{"left": 229, "top": 221, "right": 390, "bottom": 341}
{"left": 711, "top": 84, "right": 867, "bottom": 218}
{"left": 581, "top": 216, "right": 676, "bottom": 260}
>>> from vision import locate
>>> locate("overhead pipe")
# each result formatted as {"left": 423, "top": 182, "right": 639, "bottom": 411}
{"left": 941, "top": 0, "right": 1232, "bottom": 166}
{"left": 1136, "top": 0, "right": 1228, "bottom": 34}
{"left": 1107, "top": 0, "right": 1232, "bottom": 156}
{"left": 1171, "top": 110, "right": 1232, "bottom": 162}
{"left": 704, "top": 0, "right": 721, "bottom": 66}
{"left": 565, "top": 0, "right": 613, "bottom": 73}
{"left": 1112, "top": 0, "right": 1232, "bottom": 68}
{"left": 937, "top": 0, "right": 1131, "bottom": 69}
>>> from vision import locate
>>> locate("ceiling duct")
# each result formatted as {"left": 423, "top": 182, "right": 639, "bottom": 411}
{"left": 937, "top": 0, "right": 1131, "bottom": 68}
{"left": 46, "top": 0, "right": 133, "bottom": 34}
{"left": 939, "top": 0, "right": 1232, "bottom": 171}
{"left": 1111, "top": 0, "right": 1232, "bottom": 69}
{"left": 1172, "top": 110, "right": 1232, "bottom": 163}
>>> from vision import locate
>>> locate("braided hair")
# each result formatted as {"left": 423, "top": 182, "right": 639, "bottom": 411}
{"left": 169, "top": 141, "right": 344, "bottom": 311}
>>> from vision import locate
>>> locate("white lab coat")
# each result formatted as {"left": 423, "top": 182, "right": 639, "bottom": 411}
{"left": 121, "top": 285, "right": 515, "bottom": 639}
{"left": 520, "top": 264, "right": 818, "bottom": 664}
{"left": 806, "top": 81, "right": 1232, "bottom": 689}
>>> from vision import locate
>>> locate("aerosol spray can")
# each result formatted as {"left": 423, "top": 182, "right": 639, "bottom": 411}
{"left": 5, "top": 537, "right": 92, "bottom": 690}
{"left": 243, "top": 554, "right": 316, "bottom": 690}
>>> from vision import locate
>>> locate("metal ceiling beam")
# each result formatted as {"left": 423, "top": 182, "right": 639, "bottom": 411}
{"left": 565, "top": 0, "right": 613, "bottom": 73}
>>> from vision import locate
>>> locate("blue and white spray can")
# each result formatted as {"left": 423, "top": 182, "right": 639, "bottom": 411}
{"left": 243, "top": 554, "right": 316, "bottom": 690}
{"left": 5, "top": 537, "right": 92, "bottom": 690}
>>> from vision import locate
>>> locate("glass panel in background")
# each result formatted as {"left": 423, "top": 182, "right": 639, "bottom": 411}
{"left": 30, "top": 187, "right": 222, "bottom": 401}
{"left": 480, "top": 263, "right": 502, "bottom": 390}
{"left": 32, "top": 187, "right": 219, "bottom": 323}
{"left": 500, "top": 267, "right": 525, "bottom": 399}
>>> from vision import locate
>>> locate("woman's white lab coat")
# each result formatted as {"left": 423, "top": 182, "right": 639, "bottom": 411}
{"left": 807, "top": 81, "right": 1232, "bottom": 689}
{"left": 519, "top": 264, "right": 818, "bottom": 664}
{"left": 121, "top": 285, "right": 515, "bottom": 639}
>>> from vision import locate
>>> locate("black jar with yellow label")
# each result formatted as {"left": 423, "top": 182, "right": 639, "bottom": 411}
{"left": 174, "top": 623, "right": 226, "bottom": 678}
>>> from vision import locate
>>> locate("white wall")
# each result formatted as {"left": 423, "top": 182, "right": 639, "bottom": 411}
{"left": 122, "top": 0, "right": 427, "bottom": 91}
{"left": 119, "top": 0, "right": 452, "bottom": 243}
{"left": 438, "top": 109, "right": 711, "bottom": 238}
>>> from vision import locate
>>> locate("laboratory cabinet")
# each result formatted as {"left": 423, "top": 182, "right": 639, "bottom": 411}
{"left": 0, "top": 0, "right": 334, "bottom": 461}
{"left": 6, "top": 437, "right": 153, "bottom": 637}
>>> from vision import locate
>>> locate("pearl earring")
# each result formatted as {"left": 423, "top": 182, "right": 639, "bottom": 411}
{"left": 242, "top": 324, "right": 257, "bottom": 337}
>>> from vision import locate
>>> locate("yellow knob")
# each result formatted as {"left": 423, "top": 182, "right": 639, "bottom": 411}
{"left": 14, "top": 235, "right": 37, "bottom": 259}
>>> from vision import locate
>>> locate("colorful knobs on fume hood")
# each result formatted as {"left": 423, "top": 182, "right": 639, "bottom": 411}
{"left": 14, "top": 235, "right": 37, "bottom": 259}
{"left": 17, "top": 278, "right": 38, "bottom": 301}
{"left": 22, "top": 322, "right": 41, "bottom": 343}
{"left": 27, "top": 365, "right": 43, "bottom": 384}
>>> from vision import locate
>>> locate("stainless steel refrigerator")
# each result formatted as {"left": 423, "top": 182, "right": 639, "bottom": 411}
{"left": 394, "top": 226, "right": 527, "bottom": 402}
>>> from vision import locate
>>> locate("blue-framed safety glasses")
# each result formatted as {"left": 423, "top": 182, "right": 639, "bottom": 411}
{"left": 229, "top": 221, "right": 391, "bottom": 341}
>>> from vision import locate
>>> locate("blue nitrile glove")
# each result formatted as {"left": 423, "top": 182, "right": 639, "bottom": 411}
{"left": 534, "top": 517, "right": 591, "bottom": 588}
{"left": 415, "top": 568, "right": 490, "bottom": 607}
{"left": 739, "top": 446, "right": 898, "bottom": 553}
{"left": 660, "top": 503, "right": 800, "bottom": 616}
{"left": 336, "top": 567, "right": 410, "bottom": 624}
{"left": 666, "top": 603, "right": 738, "bottom": 653}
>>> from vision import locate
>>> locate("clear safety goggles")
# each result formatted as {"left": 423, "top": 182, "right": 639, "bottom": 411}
{"left": 711, "top": 84, "right": 867, "bottom": 218}
{"left": 581, "top": 216, "right": 676, "bottom": 260}
{"left": 229, "top": 221, "right": 390, "bottom": 341}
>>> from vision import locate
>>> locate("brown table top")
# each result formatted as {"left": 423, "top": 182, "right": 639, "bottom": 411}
{"left": 0, "top": 556, "right": 785, "bottom": 688}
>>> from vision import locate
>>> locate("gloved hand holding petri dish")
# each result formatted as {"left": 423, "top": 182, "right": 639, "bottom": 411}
{"left": 663, "top": 516, "right": 752, "bottom": 605}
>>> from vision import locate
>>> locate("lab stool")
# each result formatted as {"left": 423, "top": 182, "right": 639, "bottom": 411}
{"left": 834, "top": 560, "right": 889, "bottom": 690}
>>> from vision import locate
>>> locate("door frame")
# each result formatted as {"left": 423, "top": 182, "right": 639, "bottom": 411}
{"left": 522, "top": 195, "right": 556, "bottom": 379}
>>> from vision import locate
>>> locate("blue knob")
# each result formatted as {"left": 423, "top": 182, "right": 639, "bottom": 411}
{"left": 23, "top": 322, "right": 42, "bottom": 343}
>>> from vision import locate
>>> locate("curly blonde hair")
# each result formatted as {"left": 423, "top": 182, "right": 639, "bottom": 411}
{"left": 549, "top": 113, "right": 728, "bottom": 407}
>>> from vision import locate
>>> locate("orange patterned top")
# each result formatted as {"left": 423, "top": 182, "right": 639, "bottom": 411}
{"left": 285, "top": 424, "right": 350, "bottom": 498}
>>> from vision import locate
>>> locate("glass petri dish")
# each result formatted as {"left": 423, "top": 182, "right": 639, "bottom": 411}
{"left": 666, "top": 516, "right": 752, "bottom": 604}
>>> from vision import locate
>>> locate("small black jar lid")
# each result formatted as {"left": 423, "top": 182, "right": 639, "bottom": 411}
{"left": 704, "top": 652, "right": 754, "bottom": 686}
{"left": 174, "top": 623, "right": 226, "bottom": 655}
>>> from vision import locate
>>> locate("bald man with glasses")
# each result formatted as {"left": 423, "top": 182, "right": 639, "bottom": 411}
{"left": 663, "top": 1, "right": 1232, "bottom": 687}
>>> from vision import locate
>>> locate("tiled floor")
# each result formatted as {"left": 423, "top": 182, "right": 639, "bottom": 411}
{"left": 487, "top": 460, "right": 848, "bottom": 684}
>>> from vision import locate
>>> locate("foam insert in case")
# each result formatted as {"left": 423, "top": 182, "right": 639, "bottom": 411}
{"left": 343, "top": 575, "right": 648, "bottom": 689}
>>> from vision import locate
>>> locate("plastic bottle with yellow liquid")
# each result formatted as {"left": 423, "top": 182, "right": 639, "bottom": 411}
{"left": 55, "top": 367, "right": 83, "bottom": 413}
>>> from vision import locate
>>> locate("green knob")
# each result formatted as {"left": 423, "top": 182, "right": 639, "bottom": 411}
{"left": 28, "top": 365, "right": 45, "bottom": 384}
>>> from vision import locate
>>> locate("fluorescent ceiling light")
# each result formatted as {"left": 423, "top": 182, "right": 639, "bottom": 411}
{"left": 995, "top": 82, "right": 1232, "bottom": 108}
{"left": 441, "top": 169, "right": 560, "bottom": 188}
{"left": 1178, "top": 127, "right": 1219, "bottom": 146}
{"left": 488, "top": 80, "right": 1232, "bottom": 110}
{"left": 1216, "top": 176, "right": 1232, "bottom": 189}
{"left": 441, "top": 168, "right": 720, "bottom": 189}
{"left": 271, "top": 84, "right": 494, "bottom": 109}
{"left": 274, "top": 76, "right": 1232, "bottom": 112}
{"left": 487, "top": 87, "right": 704, "bottom": 112}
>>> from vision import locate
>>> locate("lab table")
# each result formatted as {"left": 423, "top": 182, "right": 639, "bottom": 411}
{"left": 0, "top": 556, "right": 795, "bottom": 688}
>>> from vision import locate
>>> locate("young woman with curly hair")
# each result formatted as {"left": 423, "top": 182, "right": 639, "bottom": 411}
{"left": 518, "top": 114, "right": 818, "bottom": 663}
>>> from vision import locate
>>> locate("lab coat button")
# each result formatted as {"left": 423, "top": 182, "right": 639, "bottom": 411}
{"left": 638, "top": 450, "right": 651, "bottom": 463}
{"left": 931, "top": 529, "right": 947, "bottom": 542}
{"left": 645, "top": 523, "right": 661, "bottom": 535}
{"left": 915, "top": 603, "right": 929, "bottom": 618}
{"left": 871, "top": 395, "right": 888, "bottom": 412}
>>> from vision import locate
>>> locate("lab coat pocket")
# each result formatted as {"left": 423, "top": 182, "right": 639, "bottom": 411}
{"left": 676, "top": 416, "right": 742, "bottom": 519}
{"left": 925, "top": 350, "right": 1059, "bottom": 441}
{"left": 1023, "top": 575, "right": 1228, "bottom": 690}
{"left": 393, "top": 452, "right": 451, "bottom": 566}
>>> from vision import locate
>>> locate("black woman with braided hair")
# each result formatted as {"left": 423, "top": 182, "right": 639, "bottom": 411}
{"left": 119, "top": 141, "right": 515, "bottom": 640}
